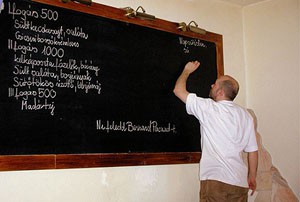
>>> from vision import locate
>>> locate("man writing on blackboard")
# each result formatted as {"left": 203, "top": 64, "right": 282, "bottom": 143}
{"left": 173, "top": 61, "right": 258, "bottom": 202}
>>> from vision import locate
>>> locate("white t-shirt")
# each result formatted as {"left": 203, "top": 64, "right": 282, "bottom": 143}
{"left": 186, "top": 93, "right": 258, "bottom": 188}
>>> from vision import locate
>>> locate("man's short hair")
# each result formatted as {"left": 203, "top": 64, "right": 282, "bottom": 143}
{"left": 220, "top": 76, "right": 239, "bottom": 101}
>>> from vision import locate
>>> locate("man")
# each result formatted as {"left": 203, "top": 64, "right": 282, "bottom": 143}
{"left": 173, "top": 61, "right": 258, "bottom": 202}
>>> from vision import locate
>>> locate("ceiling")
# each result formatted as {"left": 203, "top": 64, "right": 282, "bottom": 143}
{"left": 218, "top": 0, "right": 268, "bottom": 6}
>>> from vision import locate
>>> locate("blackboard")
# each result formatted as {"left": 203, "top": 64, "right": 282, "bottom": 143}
{"left": 0, "top": 0, "right": 223, "bottom": 170}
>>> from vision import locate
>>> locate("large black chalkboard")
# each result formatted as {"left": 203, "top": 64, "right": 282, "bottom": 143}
{"left": 0, "top": 0, "right": 219, "bottom": 156}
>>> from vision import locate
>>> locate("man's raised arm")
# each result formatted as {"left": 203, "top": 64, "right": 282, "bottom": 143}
{"left": 173, "top": 61, "right": 200, "bottom": 103}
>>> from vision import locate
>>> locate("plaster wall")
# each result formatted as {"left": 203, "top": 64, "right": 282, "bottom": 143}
{"left": 244, "top": 0, "right": 300, "bottom": 198}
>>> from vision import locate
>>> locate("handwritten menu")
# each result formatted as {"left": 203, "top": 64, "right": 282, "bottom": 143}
{"left": 0, "top": 0, "right": 217, "bottom": 154}
{"left": 7, "top": 2, "right": 101, "bottom": 116}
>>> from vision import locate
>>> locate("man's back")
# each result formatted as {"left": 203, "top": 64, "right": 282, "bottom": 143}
{"left": 186, "top": 94, "right": 257, "bottom": 187}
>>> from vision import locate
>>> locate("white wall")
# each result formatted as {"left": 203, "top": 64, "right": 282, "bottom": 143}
{"left": 244, "top": 0, "right": 300, "bottom": 198}
{"left": 0, "top": 0, "right": 298, "bottom": 201}
{"left": 0, "top": 164, "right": 199, "bottom": 202}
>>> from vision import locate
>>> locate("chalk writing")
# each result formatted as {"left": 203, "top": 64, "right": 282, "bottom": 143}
{"left": 96, "top": 120, "right": 177, "bottom": 134}
{"left": 65, "top": 27, "right": 89, "bottom": 39}
{"left": 8, "top": 39, "right": 38, "bottom": 54}
{"left": 8, "top": 2, "right": 39, "bottom": 20}
{"left": 179, "top": 37, "right": 207, "bottom": 53}
{"left": 15, "top": 31, "right": 80, "bottom": 47}
{"left": 6, "top": 1, "right": 100, "bottom": 115}
{"left": 21, "top": 98, "right": 55, "bottom": 115}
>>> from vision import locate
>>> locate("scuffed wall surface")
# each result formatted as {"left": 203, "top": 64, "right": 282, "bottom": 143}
{"left": 244, "top": 110, "right": 299, "bottom": 202}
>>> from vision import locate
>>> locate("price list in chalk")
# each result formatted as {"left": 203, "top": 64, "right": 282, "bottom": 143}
{"left": 6, "top": 2, "right": 101, "bottom": 115}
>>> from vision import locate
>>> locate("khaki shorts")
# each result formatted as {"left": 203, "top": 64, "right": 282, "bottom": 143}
{"left": 200, "top": 180, "right": 248, "bottom": 202}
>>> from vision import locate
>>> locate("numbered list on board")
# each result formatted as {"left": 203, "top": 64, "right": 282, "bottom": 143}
{"left": 6, "top": 2, "right": 101, "bottom": 115}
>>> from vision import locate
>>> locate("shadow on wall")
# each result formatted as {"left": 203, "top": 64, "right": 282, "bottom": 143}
{"left": 243, "top": 109, "right": 299, "bottom": 202}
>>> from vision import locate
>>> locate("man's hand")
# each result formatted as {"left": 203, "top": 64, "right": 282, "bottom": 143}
{"left": 248, "top": 174, "right": 257, "bottom": 195}
{"left": 184, "top": 61, "right": 200, "bottom": 74}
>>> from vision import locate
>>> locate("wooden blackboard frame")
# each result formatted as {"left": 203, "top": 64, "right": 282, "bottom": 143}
{"left": 0, "top": 0, "right": 223, "bottom": 171}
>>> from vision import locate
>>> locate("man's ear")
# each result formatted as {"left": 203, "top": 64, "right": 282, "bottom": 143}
{"left": 217, "top": 88, "right": 224, "bottom": 97}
